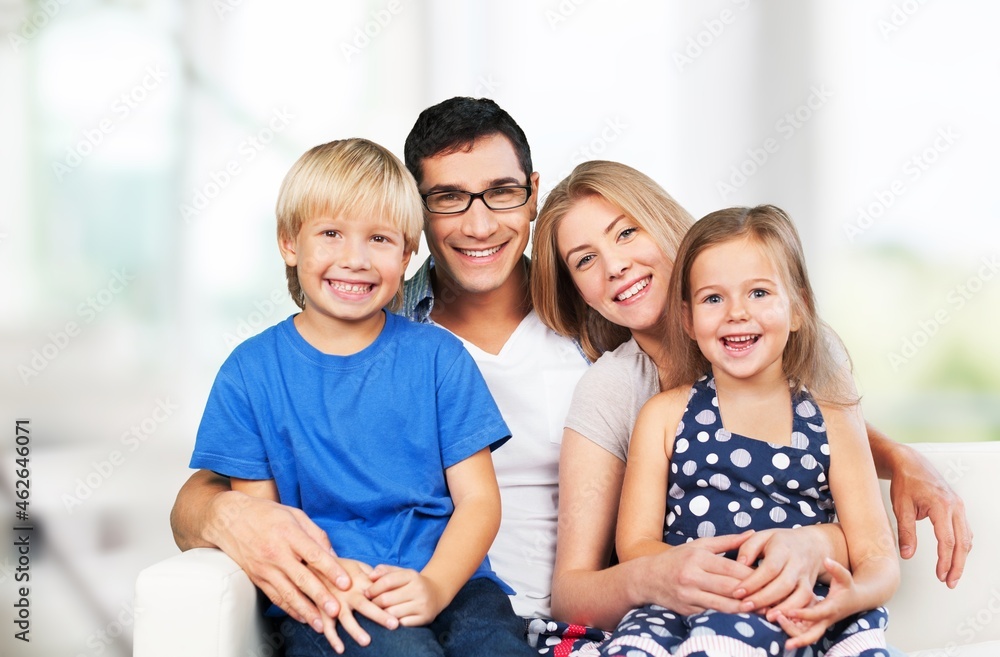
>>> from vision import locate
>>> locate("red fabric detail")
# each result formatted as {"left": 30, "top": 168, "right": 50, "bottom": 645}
{"left": 552, "top": 625, "right": 589, "bottom": 657}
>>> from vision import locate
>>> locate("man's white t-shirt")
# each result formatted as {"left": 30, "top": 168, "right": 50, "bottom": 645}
{"left": 402, "top": 259, "right": 589, "bottom": 618}
{"left": 451, "top": 311, "right": 587, "bottom": 618}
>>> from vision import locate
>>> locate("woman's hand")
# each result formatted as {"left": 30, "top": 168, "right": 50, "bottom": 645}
{"left": 638, "top": 532, "right": 756, "bottom": 616}
{"left": 732, "top": 525, "right": 846, "bottom": 615}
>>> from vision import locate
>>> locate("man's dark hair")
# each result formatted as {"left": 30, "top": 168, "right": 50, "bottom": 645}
{"left": 403, "top": 97, "right": 533, "bottom": 188}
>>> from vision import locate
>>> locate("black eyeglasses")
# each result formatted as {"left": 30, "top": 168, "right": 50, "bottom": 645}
{"left": 421, "top": 185, "right": 532, "bottom": 215}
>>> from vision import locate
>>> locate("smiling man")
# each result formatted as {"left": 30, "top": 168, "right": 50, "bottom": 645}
{"left": 399, "top": 98, "right": 589, "bottom": 620}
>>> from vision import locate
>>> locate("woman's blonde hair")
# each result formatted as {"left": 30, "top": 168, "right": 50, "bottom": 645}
{"left": 275, "top": 138, "right": 422, "bottom": 310}
{"left": 661, "top": 205, "right": 857, "bottom": 406}
{"left": 531, "top": 160, "right": 694, "bottom": 361}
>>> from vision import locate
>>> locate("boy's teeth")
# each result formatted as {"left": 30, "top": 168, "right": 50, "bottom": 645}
{"left": 331, "top": 282, "right": 372, "bottom": 293}
{"left": 616, "top": 277, "right": 649, "bottom": 301}
{"left": 460, "top": 245, "right": 501, "bottom": 258}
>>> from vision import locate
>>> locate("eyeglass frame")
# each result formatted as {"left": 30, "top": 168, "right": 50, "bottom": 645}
{"left": 420, "top": 184, "right": 533, "bottom": 215}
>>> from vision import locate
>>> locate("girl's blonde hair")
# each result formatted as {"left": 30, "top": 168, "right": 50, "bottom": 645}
{"left": 275, "top": 138, "right": 422, "bottom": 311}
{"left": 662, "top": 204, "right": 857, "bottom": 406}
{"left": 531, "top": 160, "right": 695, "bottom": 362}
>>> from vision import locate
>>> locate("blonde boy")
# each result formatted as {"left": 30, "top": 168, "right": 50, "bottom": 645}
{"left": 190, "top": 139, "right": 532, "bottom": 656}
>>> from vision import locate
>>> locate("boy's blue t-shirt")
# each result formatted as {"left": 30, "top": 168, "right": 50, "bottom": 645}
{"left": 190, "top": 311, "right": 512, "bottom": 587}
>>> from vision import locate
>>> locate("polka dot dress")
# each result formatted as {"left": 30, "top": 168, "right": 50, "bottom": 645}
{"left": 665, "top": 375, "right": 834, "bottom": 547}
{"left": 597, "top": 375, "right": 890, "bottom": 657}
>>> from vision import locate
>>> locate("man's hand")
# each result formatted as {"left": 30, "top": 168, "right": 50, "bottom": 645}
{"left": 888, "top": 445, "right": 973, "bottom": 587}
{"left": 313, "top": 560, "right": 399, "bottom": 654}
{"left": 206, "top": 490, "right": 353, "bottom": 629}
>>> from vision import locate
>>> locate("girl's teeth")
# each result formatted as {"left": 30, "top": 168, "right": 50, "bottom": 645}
{"left": 724, "top": 335, "right": 758, "bottom": 349}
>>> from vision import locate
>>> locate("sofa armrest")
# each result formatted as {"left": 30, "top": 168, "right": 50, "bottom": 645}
{"left": 882, "top": 442, "right": 1000, "bottom": 655}
{"left": 134, "top": 548, "right": 272, "bottom": 657}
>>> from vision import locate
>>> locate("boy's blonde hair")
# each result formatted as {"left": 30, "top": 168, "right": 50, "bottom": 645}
{"left": 275, "top": 138, "right": 423, "bottom": 310}
{"left": 662, "top": 204, "right": 857, "bottom": 406}
{"left": 531, "top": 160, "right": 695, "bottom": 362}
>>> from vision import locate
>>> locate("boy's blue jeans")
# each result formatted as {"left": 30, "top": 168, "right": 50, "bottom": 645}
{"left": 281, "top": 577, "right": 534, "bottom": 657}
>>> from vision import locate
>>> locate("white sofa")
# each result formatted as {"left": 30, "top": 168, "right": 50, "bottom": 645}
{"left": 134, "top": 442, "right": 1000, "bottom": 657}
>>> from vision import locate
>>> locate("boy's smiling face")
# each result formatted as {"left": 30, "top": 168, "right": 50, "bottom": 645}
{"left": 279, "top": 212, "right": 411, "bottom": 351}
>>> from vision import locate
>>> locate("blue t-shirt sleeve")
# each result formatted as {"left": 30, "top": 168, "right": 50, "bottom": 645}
{"left": 435, "top": 342, "right": 511, "bottom": 469}
{"left": 190, "top": 354, "right": 273, "bottom": 480}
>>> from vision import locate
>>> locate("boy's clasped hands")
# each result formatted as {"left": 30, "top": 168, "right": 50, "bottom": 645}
{"left": 309, "top": 558, "right": 450, "bottom": 653}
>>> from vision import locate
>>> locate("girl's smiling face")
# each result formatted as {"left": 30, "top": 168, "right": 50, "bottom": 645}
{"left": 685, "top": 236, "right": 800, "bottom": 385}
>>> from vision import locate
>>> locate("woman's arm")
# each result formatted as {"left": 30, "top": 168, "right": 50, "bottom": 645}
{"left": 170, "top": 469, "right": 351, "bottom": 630}
{"left": 616, "top": 390, "right": 683, "bottom": 561}
{"left": 551, "top": 428, "right": 754, "bottom": 629}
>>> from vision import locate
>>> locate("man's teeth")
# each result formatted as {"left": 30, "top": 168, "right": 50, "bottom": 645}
{"left": 459, "top": 245, "right": 502, "bottom": 258}
{"left": 330, "top": 282, "right": 372, "bottom": 294}
{"left": 616, "top": 277, "right": 649, "bottom": 301}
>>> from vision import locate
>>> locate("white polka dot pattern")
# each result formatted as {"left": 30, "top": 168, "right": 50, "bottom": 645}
{"left": 663, "top": 376, "right": 834, "bottom": 548}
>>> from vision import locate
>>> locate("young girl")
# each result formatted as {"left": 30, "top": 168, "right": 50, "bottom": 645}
{"left": 605, "top": 205, "right": 899, "bottom": 657}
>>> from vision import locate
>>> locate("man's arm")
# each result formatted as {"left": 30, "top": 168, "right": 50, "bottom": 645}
{"left": 866, "top": 422, "right": 973, "bottom": 587}
{"left": 170, "top": 469, "right": 353, "bottom": 628}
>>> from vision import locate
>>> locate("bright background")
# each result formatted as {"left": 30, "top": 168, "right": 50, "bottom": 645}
{"left": 1, "top": 1, "right": 998, "bottom": 655}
